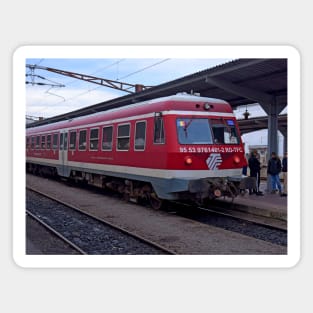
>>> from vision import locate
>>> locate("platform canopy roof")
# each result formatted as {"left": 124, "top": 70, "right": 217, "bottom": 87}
{"left": 237, "top": 114, "right": 287, "bottom": 134}
{"left": 27, "top": 58, "right": 287, "bottom": 128}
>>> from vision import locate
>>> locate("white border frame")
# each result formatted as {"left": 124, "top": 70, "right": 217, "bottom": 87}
{"left": 13, "top": 45, "right": 300, "bottom": 268}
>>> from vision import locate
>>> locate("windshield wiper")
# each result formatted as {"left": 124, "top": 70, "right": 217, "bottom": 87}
{"left": 183, "top": 118, "right": 194, "bottom": 138}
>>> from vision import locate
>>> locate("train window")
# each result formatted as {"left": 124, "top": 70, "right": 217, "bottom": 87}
{"left": 102, "top": 126, "right": 113, "bottom": 151}
{"left": 69, "top": 131, "right": 77, "bottom": 150}
{"left": 89, "top": 128, "right": 99, "bottom": 151}
{"left": 117, "top": 124, "right": 130, "bottom": 151}
{"left": 41, "top": 135, "right": 46, "bottom": 149}
{"left": 134, "top": 121, "right": 146, "bottom": 151}
{"left": 31, "top": 136, "right": 35, "bottom": 149}
{"left": 59, "top": 133, "right": 64, "bottom": 150}
{"left": 154, "top": 116, "right": 165, "bottom": 144}
{"left": 52, "top": 134, "right": 58, "bottom": 149}
{"left": 36, "top": 136, "right": 40, "bottom": 149}
{"left": 79, "top": 130, "right": 87, "bottom": 150}
{"left": 47, "top": 135, "right": 52, "bottom": 149}
{"left": 26, "top": 137, "right": 30, "bottom": 149}
{"left": 177, "top": 118, "right": 213, "bottom": 144}
{"left": 210, "top": 118, "right": 239, "bottom": 144}
{"left": 64, "top": 133, "right": 68, "bottom": 150}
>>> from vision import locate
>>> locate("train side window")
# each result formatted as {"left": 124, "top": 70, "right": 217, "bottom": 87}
{"left": 79, "top": 130, "right": 87, "bottom": 150}
{"left": 31, "top": 136, "right": 35, "bottom": 149}
{"left": 102, "top": 126, "right": 113, "bottom": 151}
{"left": 47, "top": 135, "right": 52, "bottom": 149}
{"left": 117, "top": 124, "right": 130, "bottom": 151}
{"left": 26, "top": 137, "right": 30, "bottom": 149}
{"left": 52, "top": 134, "right": 58, "bottom": 149}
{"left": 41, "top": 135, "right": 46, "bottom": 149}
{"left": 59, "top": 133, "right": 64, "bottom": 150}
{"left": 36, "top": 136, "right": 40, "bottom": 149}
{"left": 69, "top": 131, "right": 77, "bottom": 150}
{"left": 134, "top": 121, "right": 146, "bottom": 151}
{"left": 89, "top": 128, "right": 99, "bottom": 151}
{"left": 154, "top": 116, "right": 165, "bottom": 144}
{"left": 64, "top": 132, "right": 68, "bottom": 150}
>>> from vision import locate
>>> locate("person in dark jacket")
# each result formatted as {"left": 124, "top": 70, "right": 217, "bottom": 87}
{"left": 281, "top": 152, "right": 287, "bottom": 196}
{"left": 267, "top": 152, "right": 282, "bottom": 195}
{"left": 248, "top": 150, "right": 263, "bottom": 195}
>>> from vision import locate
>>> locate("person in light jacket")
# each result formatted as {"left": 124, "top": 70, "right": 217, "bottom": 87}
{"left": 267, "top": 152, "right": 282, "bottom": 195}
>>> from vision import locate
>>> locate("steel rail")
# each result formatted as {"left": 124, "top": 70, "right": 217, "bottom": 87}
{"left": 171, "top": 200, "right": 287, "bottom": 232}
{"left": 26, "top": 186, "right": 177, "bottom": 255}
{"left": 196, "top": 205, "right": 287, "bottom": 232}
{"left": 26, "top": 209, "right": 87, "bottom": 255}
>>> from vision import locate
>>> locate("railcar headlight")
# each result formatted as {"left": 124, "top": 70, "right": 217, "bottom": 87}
{"left": 214, "top": 189, "right": 222, "bottom": 197}
{"left": 184, "top": 156, "right": 193, "bottom": 165}
{"left": 233, "top": 155, "right": 241, "bottom": 164}
{"left": 203, "top": 102, "right": 213, "bottom": 110}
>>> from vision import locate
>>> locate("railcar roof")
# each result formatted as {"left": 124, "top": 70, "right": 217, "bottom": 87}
{"left": 26, "top": 94, "right": 231, "bottom": 134}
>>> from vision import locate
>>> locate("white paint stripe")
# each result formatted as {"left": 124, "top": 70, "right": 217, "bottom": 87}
{"left": 27, "top": 157, "right": 61, "bottom": 165}
{"left": 164, "top": 110, "right": 234, "bottom": 117}
{"left": 27, "top": 156, "right": 241, "bottom": 179}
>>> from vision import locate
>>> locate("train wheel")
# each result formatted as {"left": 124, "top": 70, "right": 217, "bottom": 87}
{"left": 149, "top": 193, "right": 164, "bottom": 210}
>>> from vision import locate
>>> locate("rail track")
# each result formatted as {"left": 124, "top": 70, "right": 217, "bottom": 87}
{"left": 26, "top": 174, "right": 287, "bottom": 255}
{"left": 198, "top": 205, "right": 287, "bottom": 230}
{"left": 172, "top": 202, "right": 287, "bottom": 247}
{"left": 26, "top": 187, "right": 176, "bottom": 255}
{"left": 26, "top": 210, "right": 85, "bottom": 254}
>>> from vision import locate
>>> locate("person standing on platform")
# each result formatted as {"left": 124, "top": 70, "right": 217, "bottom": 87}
{"left": 267, "top": 152, "right": 282, "bottom": 195}
{"left": 242, "top": 153, "right": 248, "bottom": 176}
{"left": 240, "top": 154, "right": 249, "bottom": 194}
{"left": 248, "top": 150, "right": 263, "bottom": 195}
{"left": 281, "top": 152, "right": 288, "bottom": 196}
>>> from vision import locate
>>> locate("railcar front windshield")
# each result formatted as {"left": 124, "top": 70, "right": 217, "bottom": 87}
{"left": 176, "top": 117, "right": 240, "bottom": 145}
{"left": 177, "top": 118, "right": 213, "bottom": 144}
{"left": 210, "top": 118, "right": 240, "bottom": 144}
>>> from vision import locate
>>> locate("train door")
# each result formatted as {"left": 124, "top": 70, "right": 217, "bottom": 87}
{"left": 59, "top": 131, "right": 69, "bottom": 176}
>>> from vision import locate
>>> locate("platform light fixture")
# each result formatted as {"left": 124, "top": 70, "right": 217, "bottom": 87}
{"left": 243, "top": 105, "right": 250, "bottom": 120}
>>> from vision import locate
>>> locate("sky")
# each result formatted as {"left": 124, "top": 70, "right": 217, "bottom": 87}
{"left": 26, "top": 58, "right": 234, "bottom": 118}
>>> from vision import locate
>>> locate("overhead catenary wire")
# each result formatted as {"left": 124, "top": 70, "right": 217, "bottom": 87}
{"left": 65, "top": 59, "right": 126, "bottom": 86}
{"left": 26, "top": 60, "right": 128, "bottom": 114}
{"left": 25, "top": 74, "right": 65, "bottom": 87}
{"left": 59, "top": 59, "right": 171, "bottom": 104}
{"left": 119, "top": 58, "right": 171, "bottom": 80}
{"left": 27, "top": 58, "right": 171, "bottom": 117}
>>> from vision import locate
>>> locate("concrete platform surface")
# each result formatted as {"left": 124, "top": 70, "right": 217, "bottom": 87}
{"left": 217, "top": 182, "right": 287, "bottom": 221}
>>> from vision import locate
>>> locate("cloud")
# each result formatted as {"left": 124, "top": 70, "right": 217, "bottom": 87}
{"left": 26, "top": 86, "right": 121, "bottom": 118}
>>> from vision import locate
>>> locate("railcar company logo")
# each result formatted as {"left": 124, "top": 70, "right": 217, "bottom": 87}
{"left": 206, "top": 153, "right": 222, "bottom": 170}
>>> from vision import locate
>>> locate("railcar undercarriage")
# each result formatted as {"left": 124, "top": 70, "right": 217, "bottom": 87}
{"left": 26, "top": 163, "right": 252, "bottom": 210}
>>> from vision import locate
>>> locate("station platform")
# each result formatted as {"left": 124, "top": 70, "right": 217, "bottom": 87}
{"left": 215, "top": 181, "right": 287, "bottom": 222}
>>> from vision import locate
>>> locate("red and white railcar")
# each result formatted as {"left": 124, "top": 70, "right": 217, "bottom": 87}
{"left": 26, "top": 94, "right": 249, "bottom": 208}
